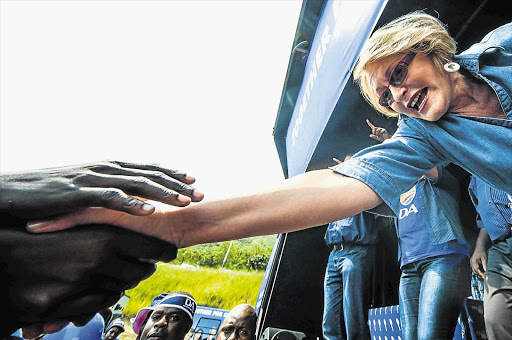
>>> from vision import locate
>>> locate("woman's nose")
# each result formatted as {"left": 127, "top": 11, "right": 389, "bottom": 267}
{"left": 389, "top": 85, "right": 407, "bottom": 104}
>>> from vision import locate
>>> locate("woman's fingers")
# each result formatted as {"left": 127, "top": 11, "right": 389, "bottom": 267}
{"left": 27, "top": 208, "right": 116, "bottom": 233}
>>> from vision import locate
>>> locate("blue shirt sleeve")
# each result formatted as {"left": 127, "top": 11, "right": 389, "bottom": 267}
{"left": 331, "top": 130, "right": 443, "bottom": 215}
{"left": 332, "top": 22, "right": 512, "bottom": 217}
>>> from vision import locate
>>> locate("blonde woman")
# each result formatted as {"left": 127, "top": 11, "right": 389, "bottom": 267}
{"left": 31, "top": 13, "right": 512, "bottom": 340}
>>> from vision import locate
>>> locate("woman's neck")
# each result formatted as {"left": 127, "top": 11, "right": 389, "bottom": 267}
{"left": 449, "top": 72, "right": 506, "bottom": 119}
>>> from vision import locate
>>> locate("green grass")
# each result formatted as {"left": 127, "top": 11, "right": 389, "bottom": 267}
{"left": 123, "top": 263, "right": 265, "bottom": 317}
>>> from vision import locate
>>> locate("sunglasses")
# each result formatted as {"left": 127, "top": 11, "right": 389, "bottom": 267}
{"left": 378, "top": 52, "right": 416, "bottom": 108}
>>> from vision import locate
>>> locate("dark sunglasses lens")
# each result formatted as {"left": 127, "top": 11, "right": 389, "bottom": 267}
{"left": 379, "top": 89, "right": 391, "bottom": 107}
{"left": 389, "top": 64, "right": 407, "bottom": 86}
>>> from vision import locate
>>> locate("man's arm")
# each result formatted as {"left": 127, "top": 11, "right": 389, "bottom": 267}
{"left": 0, "top": 161, "right": 203, "bottom": 338}
{"left": 0, "top": 161, "right": 204, "bottom": 219}
{"left": 0, "top": 216, "right": 177, "bottom": 338}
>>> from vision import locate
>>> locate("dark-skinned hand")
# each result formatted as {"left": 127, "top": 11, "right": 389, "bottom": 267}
{"left": 0, "top": 161, "right": 204, "bottom": 219}
{"left": 0, "top": 214, "right": 178, "bottom": 338}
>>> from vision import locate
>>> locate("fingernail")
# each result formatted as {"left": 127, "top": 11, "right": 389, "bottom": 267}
{"left": 192, "top": 189, "right": 204, "bottom": 199}
{"left": 178, "top": 194, "right": 192, "bottom": 203}
{"left": 141, "top": 203, "right": 155, "bottom": 212}
{"left": 184, "top": 175, "right": 196, "bottom": 182}
{"left": 26, "top": 221, "right": 50, "bottom": 231}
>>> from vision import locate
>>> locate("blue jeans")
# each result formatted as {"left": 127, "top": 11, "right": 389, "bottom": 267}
{"left": 323, "top": 244, "right": 376, "bottom": 340}
{"left": 399, "top": 253, "right": 470, "bottom": 340}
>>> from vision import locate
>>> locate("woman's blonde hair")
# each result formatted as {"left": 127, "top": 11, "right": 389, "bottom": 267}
{"left": 353, "top": 11, "right": 457, "bottom": 117}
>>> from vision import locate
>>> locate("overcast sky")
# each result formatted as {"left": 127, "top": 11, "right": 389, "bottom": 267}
{"left": 0, "top": 0, "right": 302, "bottom": 200}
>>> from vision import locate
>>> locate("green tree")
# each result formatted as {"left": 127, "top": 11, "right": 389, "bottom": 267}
{"left": 175, "top": 235, "right": 275, "bottom": 270}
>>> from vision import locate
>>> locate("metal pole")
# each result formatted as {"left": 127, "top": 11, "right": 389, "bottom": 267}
{"left": 221, "top": 240, "right": 234, "bottom": 268}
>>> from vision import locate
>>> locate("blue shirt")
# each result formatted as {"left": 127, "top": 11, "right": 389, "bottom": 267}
{"left": 324, "top": 212, "right": 378, "bottom": 245}
{"left": 333, "top": 23, "right": 512, "bottom": 244}
{"left": 469, "top": 175, "right": 512, "bottom": 242}
{"left": 397, "top": 170, "right": 469, "bottom": 267}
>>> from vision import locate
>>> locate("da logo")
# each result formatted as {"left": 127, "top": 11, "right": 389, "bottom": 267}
{"left": 399, "top": 185, "right": 418, "bottom": 219}
{"left": 400, "top": 186, "right": 416, "bottom": 206}
{"left": 184, "top": 298, "right": 196, "bottom": 310}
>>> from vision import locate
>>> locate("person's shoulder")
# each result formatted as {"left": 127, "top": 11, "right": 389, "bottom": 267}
{"left": 459, "top": 23, "right": 512, "bottom": 57}
{"left": 480, "top": 23, "right": 512, "bottom": 44}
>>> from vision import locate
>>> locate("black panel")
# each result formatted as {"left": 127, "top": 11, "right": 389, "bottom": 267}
{"left": 258, "top": 226, "right": 329, "bottom": 338}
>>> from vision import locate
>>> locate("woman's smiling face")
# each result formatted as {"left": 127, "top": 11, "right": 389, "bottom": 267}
{"left": 368, "top": 53, "right": 454, "bottom": 121}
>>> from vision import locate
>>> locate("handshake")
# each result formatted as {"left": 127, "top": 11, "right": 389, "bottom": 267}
{"left": 0, "top": 161, "right": 204, "bottom": 338}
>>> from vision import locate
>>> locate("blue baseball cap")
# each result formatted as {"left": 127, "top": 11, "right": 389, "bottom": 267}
{"left": 132, "top": 293, "right": 196, "bottom": 334}
{"left": 106, "top": 319, "right": 125, "bottom": 332}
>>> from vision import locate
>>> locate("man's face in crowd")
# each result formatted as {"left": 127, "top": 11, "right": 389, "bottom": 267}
{"left": 140, "top": 307, "right": 192, "bottom": 340}
{"left": 216, "top": 307, "right": 256, "bottom": 340}
{"left": 104, "top": 326, "right": 123, "bottom": 340}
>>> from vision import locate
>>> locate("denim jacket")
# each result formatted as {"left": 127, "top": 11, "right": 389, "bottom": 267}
{"left": 333, "top": 23, "right": 512, "bottom": 244}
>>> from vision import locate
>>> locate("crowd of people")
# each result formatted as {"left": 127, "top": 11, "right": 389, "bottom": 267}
{"left": 2, "top": 9, "right": 512, "bottom": 340}
{"left": 5, "top": 292, "right": 256, "bottom": 340}
{"left": 131, "top": 293, "right": 255, "bottom": 340}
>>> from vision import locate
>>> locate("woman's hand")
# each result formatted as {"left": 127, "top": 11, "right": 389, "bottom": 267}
{"left": 27, "top": 170, "right": 385, "bottom": 250}
{"left": 26, "top": 200, "right": 184, "bottom": 246}
{"left": 0, "top": 161, "right": 204, "bottom": 219}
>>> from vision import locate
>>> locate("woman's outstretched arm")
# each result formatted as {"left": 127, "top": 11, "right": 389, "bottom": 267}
{"left": 27, "top": 169, "right": 382, "bottom": 248}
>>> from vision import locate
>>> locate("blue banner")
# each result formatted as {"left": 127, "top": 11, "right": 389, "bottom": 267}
{"left": 285, "top": 0, "right": 387, "bottom": 177}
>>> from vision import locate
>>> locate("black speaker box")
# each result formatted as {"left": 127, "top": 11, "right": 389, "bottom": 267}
{"left": 259, "top": 327, "right": 311, "bottom": 340}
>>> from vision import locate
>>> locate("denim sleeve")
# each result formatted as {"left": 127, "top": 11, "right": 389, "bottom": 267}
{"left": 331, "top": 119, "right": 446, "bottom": 215}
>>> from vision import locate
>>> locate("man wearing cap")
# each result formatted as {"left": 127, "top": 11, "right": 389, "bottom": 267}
{"left": 133, "top": 292, "right": 196, "bottom": 340}
{"left": 216, "top": 304, "right": 257, "bottom": 340}
{"left": 103, "top": 319, "right": 125, "bottom": 340}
